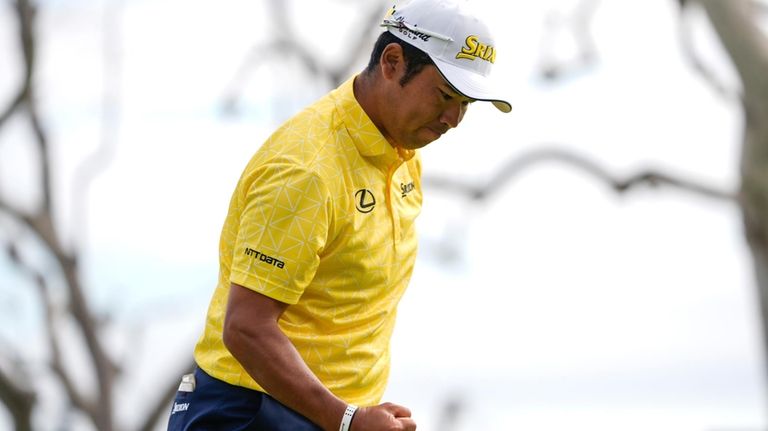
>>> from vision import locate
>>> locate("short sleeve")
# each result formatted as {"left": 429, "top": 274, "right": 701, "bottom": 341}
{"left": 230, "top": 163, "right": 331, "bottom": 304}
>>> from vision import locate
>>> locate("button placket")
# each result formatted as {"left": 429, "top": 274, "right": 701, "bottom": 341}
{"left": 385, "top": 159, "right": 405, "bottom": 244}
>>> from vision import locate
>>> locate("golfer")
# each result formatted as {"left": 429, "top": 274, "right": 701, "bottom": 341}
{"left": 168, "top": 0, "right": 510, "bottom": 429}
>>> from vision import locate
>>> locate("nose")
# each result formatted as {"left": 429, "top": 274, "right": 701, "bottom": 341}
{"left": 439, "top": 103, "right": 466, "bottom": 129}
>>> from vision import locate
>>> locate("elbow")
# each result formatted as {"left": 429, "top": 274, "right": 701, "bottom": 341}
{"left": 222, "top": 314, "right": 248, "bottom": 359}
{"left": 223, "top": 311, "right": 277, "bottom": 361}
{"left": 222, "top": 284, "right": 288, "bottom": 362}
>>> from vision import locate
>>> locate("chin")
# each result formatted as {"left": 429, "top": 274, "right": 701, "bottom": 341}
{"left": 410, "top": 131, "right": 441, "bottom": 148}
{"left": 402, "top": 139, "right": 433, "bottom": 150}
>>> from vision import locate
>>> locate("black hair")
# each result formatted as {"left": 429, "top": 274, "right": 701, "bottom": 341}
{"left": 364, "top": 31, "right": 436, "bottom": 86}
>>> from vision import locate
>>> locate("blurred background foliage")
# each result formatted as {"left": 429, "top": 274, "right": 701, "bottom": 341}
{"left": 0, "top": 0, "right": 767, "bottom": 430}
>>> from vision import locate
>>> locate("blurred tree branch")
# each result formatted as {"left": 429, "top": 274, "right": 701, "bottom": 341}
{"left": 423, "top": 145, "right": 735, "bottom": 202}
{"left": 693, "top": 0, "right": 768, "bottom": 383}
{"left": 136, "top": 357, "right": 197, "bottom": 431}
{"left": 3, "top": 0, "right": 759, "bottom": 429}
{"left": 0, "top": 0, "right": 172, "bottom": 429}
{"left": 0, "top": 358, "right": 34, "bottom": 431}
{"left": 677, "top": 0, "right": 740, "bottom": 100}
{"left": 3, "top": 0, "right": 381, "bottom": 429}
{"left": 71, "top": 0, "right": 123, "bottom": 245}
{"left": 0, "top": 0, "right": 34, "bottom": 132}
{"left": 537, "top": 0, "right": 601, "bottom": 81}
{"left": 221, "top": 0, "right": 386, "bottom": 115}
{"left": 534, "top": 0, "right": 768, "bottom": 388}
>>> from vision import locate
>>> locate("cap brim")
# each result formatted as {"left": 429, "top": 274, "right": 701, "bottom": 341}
{"left": 431, "top": 56, "right": 512, "bottom": 113}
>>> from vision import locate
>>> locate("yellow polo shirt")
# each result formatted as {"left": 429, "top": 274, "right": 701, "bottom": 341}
{"left": 194, "top": 76, "right": 422, "bottom": 406}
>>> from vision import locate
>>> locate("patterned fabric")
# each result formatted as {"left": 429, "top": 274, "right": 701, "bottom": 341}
{"left": 194, "top": 76, "right": 423, "bottom": 406}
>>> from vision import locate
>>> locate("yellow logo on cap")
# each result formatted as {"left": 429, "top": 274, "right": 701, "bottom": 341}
{"left": 384, "top": 5, "right": 395, "bottom": 20}
{"left": 456, "top": 35, "right": 496, "bottom": 63}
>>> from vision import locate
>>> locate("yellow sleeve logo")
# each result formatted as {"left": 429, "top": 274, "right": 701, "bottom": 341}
{"left": 456, "top": 35, "right": 496, "bottom": 63}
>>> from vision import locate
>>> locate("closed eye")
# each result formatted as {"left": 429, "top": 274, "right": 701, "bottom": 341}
{"left": 438, "top": 89, "right": 453, "bottom": 101}
{"left": 439, "top": 87, "right": 474, "bottom": 106}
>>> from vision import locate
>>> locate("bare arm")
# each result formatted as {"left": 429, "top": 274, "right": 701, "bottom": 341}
{"left": 222, "top": 283, "right": 417, "bottom": 431}
{"left": 223, "top": 282, "right": 345, "bottom": 430}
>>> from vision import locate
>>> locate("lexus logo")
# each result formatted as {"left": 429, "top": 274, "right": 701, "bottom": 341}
{"left": 354, "top": 189, "right": 376, "bottom": 213}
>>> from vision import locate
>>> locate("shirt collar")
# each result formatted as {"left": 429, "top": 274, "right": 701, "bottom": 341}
{"left": 333, "top": 76, "right": 416, "bottom": 164}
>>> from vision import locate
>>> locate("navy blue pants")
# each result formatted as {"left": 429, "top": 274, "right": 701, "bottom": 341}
{"left": 167, "top": 367, "right": 322, "bottom": 431}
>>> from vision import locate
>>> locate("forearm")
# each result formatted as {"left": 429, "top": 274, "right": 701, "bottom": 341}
{"left": 222, "top": 284, "right": 414, "bottom": 430}
{"left": 224, "top": 320, "right": 347, "bottom": 431}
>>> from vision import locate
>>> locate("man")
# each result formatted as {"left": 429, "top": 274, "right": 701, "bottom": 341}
{"left": 168, "top": 0, "right": 511, "bottom": 430}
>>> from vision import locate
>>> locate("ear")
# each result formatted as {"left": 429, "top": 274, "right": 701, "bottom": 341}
{"left": 379, "top": 43, "right": 405, "bottom": 81}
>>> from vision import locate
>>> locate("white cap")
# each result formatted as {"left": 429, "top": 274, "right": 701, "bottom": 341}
{"left": 381, "top": 0, "right": 512, "bottom": 113}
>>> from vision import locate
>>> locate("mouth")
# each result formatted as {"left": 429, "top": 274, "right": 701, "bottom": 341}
{"left": 426, "top": 126, "right": 448, "bottom": 138}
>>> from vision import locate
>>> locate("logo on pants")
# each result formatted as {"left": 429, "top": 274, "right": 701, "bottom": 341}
{"left": 172, "top": 402, "right": 189, "bottom": 415}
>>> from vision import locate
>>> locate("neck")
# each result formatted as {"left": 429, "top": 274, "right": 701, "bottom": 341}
{"left": 353, "top": 72, "right": 395, "bottom": 147}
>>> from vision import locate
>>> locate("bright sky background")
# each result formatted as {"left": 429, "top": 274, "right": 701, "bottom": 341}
{"left": 0, "top": 0, "right": 765, "bottom": 430}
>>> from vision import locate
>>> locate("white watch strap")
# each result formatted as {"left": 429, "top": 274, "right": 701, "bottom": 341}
{"left": 339, "top": 404, "right": 358, "bottom": 431}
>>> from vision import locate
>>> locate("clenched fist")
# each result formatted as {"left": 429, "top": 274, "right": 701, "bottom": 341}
{"left": 350, "top": 402, "right": 417, "bottom": 431}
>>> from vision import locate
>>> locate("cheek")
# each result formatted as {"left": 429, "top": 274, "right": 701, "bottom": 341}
{"left": 394, "top": 96, "right": 443, "bottom": 140}
{"left": 398, "top": 104, "right": 428, "bottom": 128}
{"left": 408, "top": 98, "right": 442, "bottom": 124}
